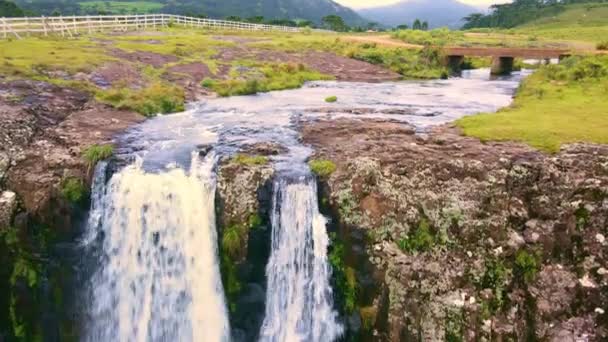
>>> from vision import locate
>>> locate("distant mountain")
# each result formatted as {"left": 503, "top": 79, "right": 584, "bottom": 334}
{"left": 15, "top": 0, "right": 367, "bottom": 26}
{"left": 358, "top": 0, "right": 478, "bottom": 29}
{"left": 189, "top": 0, "right": 368, "bottom": 26}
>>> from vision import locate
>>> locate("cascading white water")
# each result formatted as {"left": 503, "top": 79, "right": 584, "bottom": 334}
{"left": 84, "top": 153, "right": 230, "bottom": 342}
{"left": 259, "top": 175, "right": 343, "bottom": 342}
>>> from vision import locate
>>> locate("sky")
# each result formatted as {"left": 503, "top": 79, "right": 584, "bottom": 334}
{"left": 334, "top": 0, "right": 511, "bottom": 9}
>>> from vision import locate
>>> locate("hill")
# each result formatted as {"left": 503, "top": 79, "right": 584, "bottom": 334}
{"left": 358, "top": 0, "right": 477, "bottom": 29}
{"left": 462, "top": 0, "right": 608, "bottom": 29}
{"left": 514, "top": 2, "right": 608, "bottom": 43}
{"left": 0, "top": 0, "right": 24, "bottom": 17}
{"left": 13, "top": 0, "right": 368, "bottom": 26}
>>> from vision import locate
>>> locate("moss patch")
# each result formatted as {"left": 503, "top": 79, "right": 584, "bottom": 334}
{"left": 60, "top": 177, "right": 88, "bottom": 204}
{"left": 325, "top": 95, "right": 338, "bottom": 103}
{"left": 231, "top": 154, "right": 269, "bottom": 166}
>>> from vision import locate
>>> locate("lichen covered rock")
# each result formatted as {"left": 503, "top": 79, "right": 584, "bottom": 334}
{"left": 303, "top": 119, "right": 608, "bottom": 341}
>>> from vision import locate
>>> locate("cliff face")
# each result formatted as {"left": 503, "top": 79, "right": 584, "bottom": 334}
{"left": 0, "top": 79, "right": 143, "bottom": 340}
{"left": 302, "top": 119, "right": 608, "bottom": 341}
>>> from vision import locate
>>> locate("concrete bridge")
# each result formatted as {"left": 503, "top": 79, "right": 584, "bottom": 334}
{"left": 444, "top": 47, "right": 571, "bottom": 75}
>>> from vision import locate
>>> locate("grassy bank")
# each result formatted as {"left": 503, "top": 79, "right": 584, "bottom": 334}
{"left": 457, "top": 55, "right": 608, "bottom": 152}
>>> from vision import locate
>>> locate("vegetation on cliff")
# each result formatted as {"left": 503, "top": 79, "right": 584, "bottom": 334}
{"left": 458, "top": 55, "right": 608, "bottom": 152}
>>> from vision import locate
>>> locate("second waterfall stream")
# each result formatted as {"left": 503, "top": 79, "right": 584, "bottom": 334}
{"left": 260, "top": 175, "right": 343, "bottom": 342}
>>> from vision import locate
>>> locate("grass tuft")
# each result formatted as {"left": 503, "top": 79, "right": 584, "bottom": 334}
{"left": 597, "top": 41, "right": 608, "bottom": 50}
{"left": 309, "top": 159, "right": 337, "bottom": 178}
{"left": 96, "top": 82, "right": 185, "bottom": 116}
{"left": 83, "top": 144, "right": 114, "bottom": 169}
{"left": 325, "top": 96, "right": 338, "bottom": 103}
{"left": 232, "top": 154, "right": 268, "bottom": 166}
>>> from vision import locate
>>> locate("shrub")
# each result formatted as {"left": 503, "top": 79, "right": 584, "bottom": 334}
{"left": 398, "top": 217, "right": 435, "bottom": 252}
{"left": 83, "top": 144, "right": 113, "bottom": 169}
{"left": 222, "top": 225, "right": 242, "bottom": 259}
{"left": 232, "top": 154, "right": 268, "bottom": 166}
{"left": 478, "top": 258, "right": 509, "bottom": 314}
{"left": 514, "top": 249, "right": 539, "bottom": 284}
{"left": 97, "top": 82, "right": 185, "bottom": 116}
{"left": 597, "top": 41, "right": 608, "bottom": 50}
{"left": 213, "top": 79, "right": 261, "bottom": 97}
{"left": 309, "top": 159, "right": 337, "bottom": 178}
{"left": 60, "top": 177, "right": 88, "bottom": 204}
{"left": 324, "top": 96, "right": 338, "bottom": 103}
{"left": 360, "top": 306, "right": 378, "bottom": 331}
{"left": 392, "top": 28, "right": 463, "bottom": 46}
{"left": 201, "top": 78, "right": 215, "bottom": 88}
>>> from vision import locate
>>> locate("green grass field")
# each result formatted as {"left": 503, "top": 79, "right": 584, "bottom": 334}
{"left": 78, "top": 1, "right": 163, "bottom": 14}
{"left": 457, "top": 55, "right": 608, "bottom": 152}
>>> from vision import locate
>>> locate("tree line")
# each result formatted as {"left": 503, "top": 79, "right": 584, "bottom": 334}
{"left": 462, "top": 0, "right": 608, "bottom": 29}
{"left": 396, "top": 19, "right": 429, "bottom": 31}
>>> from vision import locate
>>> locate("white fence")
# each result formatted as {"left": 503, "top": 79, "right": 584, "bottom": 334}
{"left": 0, "top": 14, "right": 308, "bottom": 39}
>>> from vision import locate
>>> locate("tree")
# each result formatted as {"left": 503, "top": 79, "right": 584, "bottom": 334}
{"left": 421, "top": 21, "right": 429, "bottom": 30}
{"left": 297, "top": 20, "right": 313, "bottom": 28}
{"left": 322, "top": 15, "right": 348, "bottom": 32}
{"left": 396, "top": 24, "right": 409, "bottom": 30}
{"left": 412, "top": 19, "right": 422, "bottom": 30}
{"left": 247, "top": 16, "right": 264, "bottom": 23}
{"left": 0, "top": 0, "right": 24, "bottom": 17}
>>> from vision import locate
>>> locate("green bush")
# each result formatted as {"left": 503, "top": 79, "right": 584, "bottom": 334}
{"left": 598, "top": 41, "right": 608, "bottom": 50}
{"left": 398, "top": 217, "right": 435, "bottom": 252}
{"left": 514, "top": 249, "right": 540, "bottom": 284}
{"left": 324, "top": 96, "right": 338, "bottom": 103}
{"left": 201, "top": 78, "right": 216, "bottom": 88}
{"left": 97, "top": 82, "right": 185, "bottom": 116}
{"left": 309, "top": 159, "right": 337, "bottom": 178}
{"left": 211, "top": 63, "right": 331, "bottom": 97}
{"left": 222, "top": 225, "right": 242, "bottom": 259}
{"left": 478, "top": 258, "right": 509, "bottom": 315}
{"left": 83, "top": 144, "right": 113, "bottom": 169}
{"left": 60, "top": 177, "right": 88, "bottom": 204}
{"left": 392, "top": 28, "right": 464, "bottom": 46}
{"left": 232, "top": 154, "right": 268, "bottom": 166}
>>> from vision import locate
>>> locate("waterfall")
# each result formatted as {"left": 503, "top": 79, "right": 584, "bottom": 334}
{"left": 84, "top": 153, "right": 231, "bottom": 342}
{"left": 259, "top": 175, "right": 343, "bottom": 342}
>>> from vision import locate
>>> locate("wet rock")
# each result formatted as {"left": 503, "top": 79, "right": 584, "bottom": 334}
{"left": 242, "top": 142, "right": 286, "bottom": 156}
{"left": 0, "top": 191, "right": 17, "bottom": 228}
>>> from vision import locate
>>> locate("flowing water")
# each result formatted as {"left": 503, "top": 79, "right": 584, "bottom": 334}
{"left": 83, "top": 153, "right": 230, "bottom": 342}
{"left": 259, "top": 175, "right": 343, "bottom": 342}
{"left": 81, "top": 69, "right": 528, "bottom": 341}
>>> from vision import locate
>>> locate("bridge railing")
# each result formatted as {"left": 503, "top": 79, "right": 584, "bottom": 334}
{"left": 0, "top": 14, "right": 321, "bottom": 39}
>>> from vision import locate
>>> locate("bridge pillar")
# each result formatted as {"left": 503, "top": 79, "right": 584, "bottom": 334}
{"left": 491, "top": 56, "right": 514, "bottom": 75}
{"left": 445, "top": 55, "right": 464, "bottom": 73}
